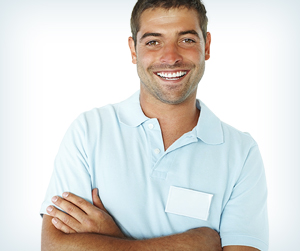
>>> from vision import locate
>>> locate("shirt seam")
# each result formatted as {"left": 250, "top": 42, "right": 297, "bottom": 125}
{"left": 221, "top": 234, "right": 268, "bottom": 246}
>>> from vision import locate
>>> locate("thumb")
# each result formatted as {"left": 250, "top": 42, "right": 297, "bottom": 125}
{"left": 92, "top": 188, "right": 108, "bottom": 213}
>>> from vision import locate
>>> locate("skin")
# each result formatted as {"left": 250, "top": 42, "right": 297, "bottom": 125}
{"left": 42, "top": 189, "right": 223, "bottom": 251}
{"left": 41, "top": 7, "right": 260, "bottom": 251}
{"left": 128, "top": 7, "right": 210, "bottom": 150}
{"left": 43, "top": 190, "right": 258, "bottom": 251}
{"left": 130, "top": 8, "right": 210, "bottom": 106}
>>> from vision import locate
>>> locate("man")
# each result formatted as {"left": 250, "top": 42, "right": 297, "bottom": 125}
{"left": 41, "top": 0, "right": 268, "bottom": 250}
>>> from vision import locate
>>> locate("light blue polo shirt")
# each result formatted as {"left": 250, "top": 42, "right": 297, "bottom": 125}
{"left": 40, "top": 91, "right": 268, "bottom": 250}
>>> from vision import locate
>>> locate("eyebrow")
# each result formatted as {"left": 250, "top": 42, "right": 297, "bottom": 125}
{"left": 139, "top": 30, "right": 200, "bottom": 42}
{"left": 178, "top": 30, "right": 200, "bottom": 38}
{"left": 140, "top": 32, "right": 162, "bottom": 42}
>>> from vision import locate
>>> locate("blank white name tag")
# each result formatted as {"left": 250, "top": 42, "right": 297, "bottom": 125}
{"left": 165, "top": 186, "right": 213, "bottom": 221}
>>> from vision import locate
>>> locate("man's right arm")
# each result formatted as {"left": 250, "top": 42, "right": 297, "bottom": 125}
{"left": 42, "top": 215, "right": 222, "bottom": 251}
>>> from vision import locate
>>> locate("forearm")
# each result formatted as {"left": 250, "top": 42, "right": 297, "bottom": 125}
{"left": 42, "top": 215, "right": 128, "bottom": 251}
{"left": 137, "top": 227, "right": 222, "bottom": 251}
{"left": 42, "top": 232, "right": 131, "bottom": 251}
{"left": 42, "top": 215, "right": 222, "bottom": 251}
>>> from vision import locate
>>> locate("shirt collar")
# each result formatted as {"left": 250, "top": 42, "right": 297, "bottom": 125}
{"left": 117, "top": 91, "right": 149, "bottom": 127}
{"left": 117, "top": 91, "right": 224, "bottom": 145}
{"left": 195, "top": 100, "right": 224, "bottom": 145}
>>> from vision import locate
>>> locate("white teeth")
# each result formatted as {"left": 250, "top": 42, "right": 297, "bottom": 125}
{"left": 157, "top": 71, "right": 187, "bottom": 78}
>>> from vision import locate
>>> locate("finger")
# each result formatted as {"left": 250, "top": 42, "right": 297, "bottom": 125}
{"left": 46, "top": 204, "right": 81, "bottom": 232}
{"left": 92, "top": 188, "right": 108, "bottom": 213}
{"left": 61, "top": 192, "right": 94, "bottom": 215}
{"left": 51, "top": 195, "right": 87, "bottom": 224}
{"left": 51, "top": 217, "right": 76, "bottom": 234}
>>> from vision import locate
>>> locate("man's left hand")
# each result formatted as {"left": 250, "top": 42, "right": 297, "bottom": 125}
{"left": 46, "top": 188, "right": 126, "bottom": 238}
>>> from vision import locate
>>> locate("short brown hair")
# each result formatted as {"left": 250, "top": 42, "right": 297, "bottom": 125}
{"left": 130, "top": 0, "right": 208, "bottom": 45}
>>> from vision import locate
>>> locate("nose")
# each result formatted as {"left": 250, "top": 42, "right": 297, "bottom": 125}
{"left": 160, "top": 43, "right": 183, "bottom": 65}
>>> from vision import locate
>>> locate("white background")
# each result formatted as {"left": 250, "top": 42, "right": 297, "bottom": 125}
{"left": 0, "top": 0, "right": 299, "bottom": 250}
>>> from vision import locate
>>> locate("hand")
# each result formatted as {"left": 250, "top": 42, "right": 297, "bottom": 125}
{"left": 46, "top": 188, "right": 126, "bottom": 238}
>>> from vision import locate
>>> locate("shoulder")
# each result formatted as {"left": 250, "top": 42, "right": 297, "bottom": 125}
{"left": 74, "top": 92, "right": 139, "bottom": 128}
{"left": 221, "top": 121, "right": 257, "bottom": 148}
{"left": 72, "top": 103, "right": 119, "bottom": 129}
{"left": 197, "top": 100, "right": 257, "bottom": 149}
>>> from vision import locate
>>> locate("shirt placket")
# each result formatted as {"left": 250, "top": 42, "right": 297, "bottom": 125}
{"left": 143, "top": 119, "right": 198, "bottom": 180}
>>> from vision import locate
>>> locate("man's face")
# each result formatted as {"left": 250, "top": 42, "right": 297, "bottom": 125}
{"left": 129, "top": 7, "right": 211, "bottom": 105}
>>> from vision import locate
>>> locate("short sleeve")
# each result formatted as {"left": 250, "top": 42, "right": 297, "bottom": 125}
{"left": 220, "top": 144, "right": 269, "bottom": 251}
{"left": 40, "top": 114, "right": 93, "bottom": 216}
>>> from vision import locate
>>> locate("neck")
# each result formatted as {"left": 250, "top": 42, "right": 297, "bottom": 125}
{"left": 140, "top": 88, "right": 200, "bottom": 150}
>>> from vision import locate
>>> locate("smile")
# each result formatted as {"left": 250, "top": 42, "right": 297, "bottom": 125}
{"left": 155, "top": 71, "right": 188, "bottom": 80}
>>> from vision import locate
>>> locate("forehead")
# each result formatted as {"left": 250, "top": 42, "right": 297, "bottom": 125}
{"left": 138, "top": 7, "right": 201, "bottom": 36}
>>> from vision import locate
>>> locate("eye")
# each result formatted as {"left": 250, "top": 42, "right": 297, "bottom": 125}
{"left": 146, "top": 40, "right": 159, "bottom": 46}
{"left": 182, "top": 38, "right": 196, "bottom": 44}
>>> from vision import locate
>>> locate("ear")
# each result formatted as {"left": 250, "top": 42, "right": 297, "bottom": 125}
{"left": 128, "top": 37, "right": 137, "bottom": 64}
{"left": 205, "top": 32, "right": 211, "bottom": 60}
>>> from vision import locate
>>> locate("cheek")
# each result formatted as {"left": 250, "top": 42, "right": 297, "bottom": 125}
{"left": 184, "top": 49, "right": 202, "bottom": 63}
{"left": 137, "top": 55, "right": 156, "bottom": 71}
{"left": 138, "top": 47, "right": 160, "bottom": 63}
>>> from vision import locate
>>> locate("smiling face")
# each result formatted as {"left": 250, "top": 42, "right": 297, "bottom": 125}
{"left": 129, "top": 7, "right": 211, "bottom": 105}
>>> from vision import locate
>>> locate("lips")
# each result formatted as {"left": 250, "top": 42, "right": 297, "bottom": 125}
{"left": 155, "top": 70, "right": 188, "bottom": 81}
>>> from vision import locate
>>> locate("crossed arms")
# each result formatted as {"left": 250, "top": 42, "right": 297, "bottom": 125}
{"left": 41, "top": 189, "right": 259, "bottom": 251}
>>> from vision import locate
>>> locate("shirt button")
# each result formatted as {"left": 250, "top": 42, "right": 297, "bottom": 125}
{"left": 148, "top": 124, "right": 154, "bottom": 129}
{"left": 154, "top": 148, "right": 161, "bottom": 154}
